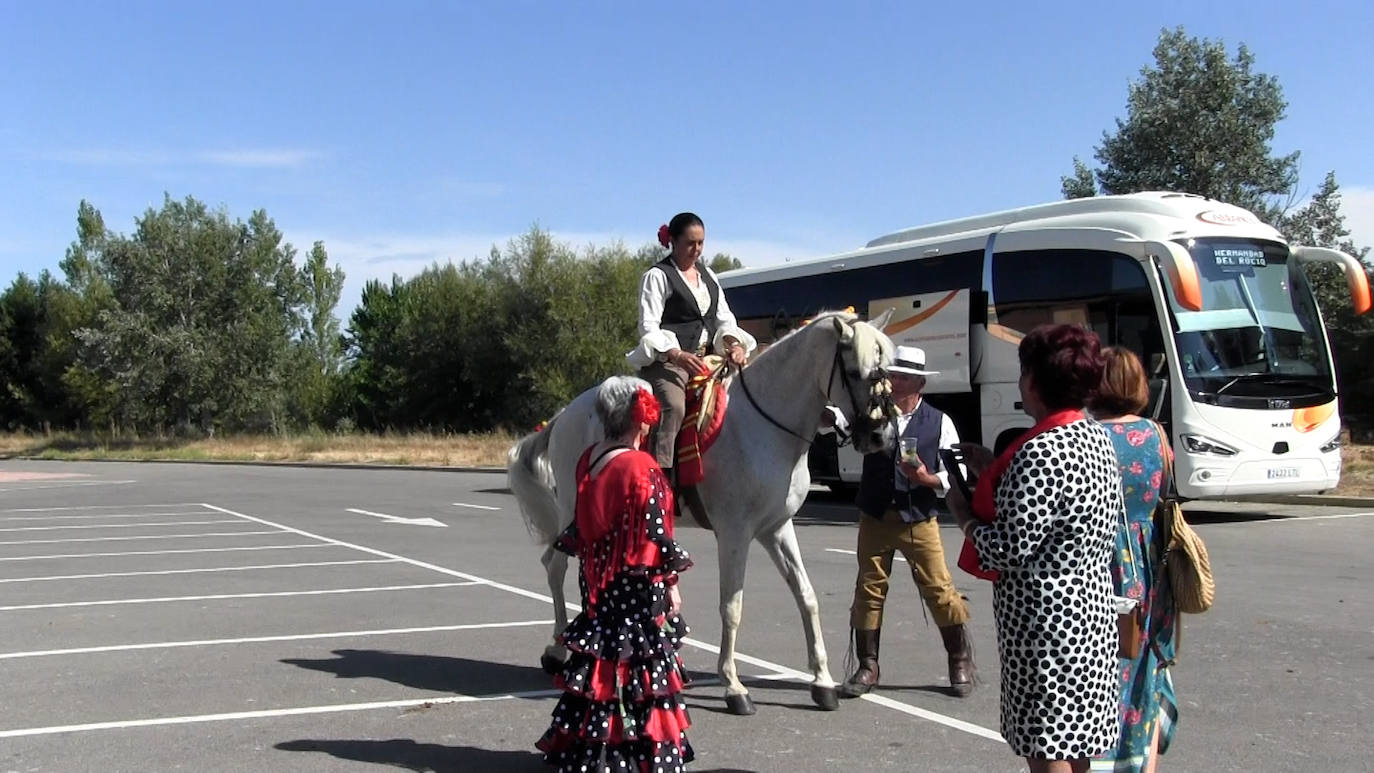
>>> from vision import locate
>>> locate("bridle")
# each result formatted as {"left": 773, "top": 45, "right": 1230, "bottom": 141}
{"left": 735, "top": 337, "right": 894, "bottom": 447}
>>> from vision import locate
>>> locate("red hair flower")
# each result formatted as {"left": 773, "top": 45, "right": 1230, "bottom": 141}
{"left": 631, "top": 387, "right": 662, "bottom": 426}
{"left": 657, "top": 223, "right": 671, "bottom": 248}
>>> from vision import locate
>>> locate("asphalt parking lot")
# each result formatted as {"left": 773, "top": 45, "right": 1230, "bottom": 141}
{"left": 0, "top": 460, "right": 1369, "bottom": 772}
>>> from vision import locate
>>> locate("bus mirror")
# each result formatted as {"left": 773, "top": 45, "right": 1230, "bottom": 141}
{"left": 1145, "top": 240, "right": 1204, "bottom": 312}
{"left": 1292, "top": 246, "right": 1373, "bottom": 315}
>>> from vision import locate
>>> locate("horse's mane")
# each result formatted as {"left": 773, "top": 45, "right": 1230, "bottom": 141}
{"left": 750, "top": 310, "right": 889, "bottom": 374}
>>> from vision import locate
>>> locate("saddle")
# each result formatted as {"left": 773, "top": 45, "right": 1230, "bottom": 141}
{"left": 673, "top": 355, "right": 729, "bottom": 530}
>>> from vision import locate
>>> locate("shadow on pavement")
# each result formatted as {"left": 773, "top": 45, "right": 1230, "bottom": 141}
{"left": 280, "top": 649, "right": 552, "bottom": 696}
{"left": 276, "top": 739, "right": 543, "bottom": 772}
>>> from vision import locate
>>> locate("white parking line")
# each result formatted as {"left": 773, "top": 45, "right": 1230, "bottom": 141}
{"left": 0, "top": 503, "right": 201, "bottom": 513}
{"left": 451, "top": 502, "right": 501, "bottom": 511}
{"left": 0, "top": 619, "right": 555, "bottom": 660}
{"left": 0, "top": 480, "right": 137, "bottom": 492}
{"left": 0, "top": 582, "right": 481, "bottom": 612}
{"left": 0, "top": 689, "right": 565, "bottom": 739}
{"left": 0, "top": 558, "right": 401, "bottom": 584}
{"left": 826, "top": 547, "right": 906, "bottom": 563}
{"left": 0, "top": 530, "right": 284, "bottom": 546}
{"left": 0, "top": 511, "right": 213, "bottom": 522}
{"left": 196, "top": 503, "right": 1001, "bottom": 743}
{"left": 0, "top": 544, "right": 334, "bottom": 562}
{"left": 1261, "top": 511, "right": 1374, "bottom": 523}
{"left": 0, "top": 519, "right": 243, "bottom": 533}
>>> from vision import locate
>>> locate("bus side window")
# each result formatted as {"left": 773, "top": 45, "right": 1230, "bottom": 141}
{"left": 992, "top": 249, "right": 1155, "bottom": 351}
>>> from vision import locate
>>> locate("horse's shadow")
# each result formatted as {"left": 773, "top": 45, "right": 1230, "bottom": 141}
{"left": 279, "top": 649, "right": 552, "bottom": 696}
{"left": 275, "top": 739, "right": 543, "bottom": 772}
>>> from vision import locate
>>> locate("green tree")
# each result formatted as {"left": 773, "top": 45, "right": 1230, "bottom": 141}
{"left": 73, "top": 195, "right": 303, "bottom": 434}
{"left": 1061, "top": 26, "right": 1298, "bottom": 221}
{"left": 343, "top": 227, "right": 650, "bottom": 432}
{"left": 1279, "top": 172, "right": 1374, "bottom": 420}
{"left": 708, "top": 253, "right": 744, "bottom": 272}
{"left": 285, "top": 241, "right": 346, "bottom": 427}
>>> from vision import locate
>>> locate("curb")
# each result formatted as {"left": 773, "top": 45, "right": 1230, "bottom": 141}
{"left": 5, "top": 455, "right": 507, "bottom": 475}
{"left": 1232, "top": 493, "right": 1374, "bottom": 509}
{"left": 7, "top": 455, "right": 1372, "bottom": 507}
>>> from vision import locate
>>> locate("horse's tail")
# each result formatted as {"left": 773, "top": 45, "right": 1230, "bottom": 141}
{"left": 506, "top": 414, "right": 562, "bottom": 545}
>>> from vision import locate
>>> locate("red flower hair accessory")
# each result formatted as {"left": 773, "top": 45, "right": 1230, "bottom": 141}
{"left": 631, "top": 387, "right": 661, "bottom": 426}
{"left": 657, "top": 223, "right": 671, "bottom": 248}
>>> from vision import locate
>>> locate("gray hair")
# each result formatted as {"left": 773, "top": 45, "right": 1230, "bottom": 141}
{"left": 596, "top": 375, "right": 655, "bottom": 437}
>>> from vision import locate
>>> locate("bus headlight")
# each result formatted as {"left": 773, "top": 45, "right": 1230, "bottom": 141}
{"left": 1320, "top": 434, "right": 1342, "bottom": 454}
{"left": 1181, "top": 433, "right": 1238, "bottom": 457}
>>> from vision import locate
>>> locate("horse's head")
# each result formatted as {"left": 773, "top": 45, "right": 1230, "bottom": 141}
{"left": 824, "top": 310, "right": 897, "bottom": 455}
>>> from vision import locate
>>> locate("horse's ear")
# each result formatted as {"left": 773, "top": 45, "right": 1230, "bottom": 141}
{"left": 870, "top": 307, "right": 895, "bottom": 330}
{"left": 832, "top": 315, "right": 854, "bottom": 343}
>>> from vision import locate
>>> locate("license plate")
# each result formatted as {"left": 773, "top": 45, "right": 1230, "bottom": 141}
{"left": 1267, "top": 467, "right": 1300, "bottom": 480}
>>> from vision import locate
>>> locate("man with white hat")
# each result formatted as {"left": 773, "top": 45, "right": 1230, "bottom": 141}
{"left": 839, "top": 345, "right": 976, "bottom": 698}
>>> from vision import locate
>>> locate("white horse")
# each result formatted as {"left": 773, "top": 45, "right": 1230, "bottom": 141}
{"left": 506, "top": 310, "right": 895, "bottom": 715}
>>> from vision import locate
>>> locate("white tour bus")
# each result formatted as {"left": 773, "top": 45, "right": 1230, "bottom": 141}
{"left": 719, "top": 192, "right": 1371, "bottom": 499}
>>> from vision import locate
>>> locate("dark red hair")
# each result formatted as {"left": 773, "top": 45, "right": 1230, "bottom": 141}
{"left": 1018, "top": 324, "right": 1106, "bottom": 411}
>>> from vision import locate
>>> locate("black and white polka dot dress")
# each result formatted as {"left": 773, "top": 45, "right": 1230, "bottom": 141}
{"left": 537, "top": 448, "right": 695, "bottom": 773}
{"left": 969, "top": 419, "right": 1123, "bottom": 760}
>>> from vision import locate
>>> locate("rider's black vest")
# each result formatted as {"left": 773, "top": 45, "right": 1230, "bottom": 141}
{"left": 654, "top": 257, "right": 720, "bottom": 354}
{"left": 856, "top": 400, "right": 943, "bottom": 523}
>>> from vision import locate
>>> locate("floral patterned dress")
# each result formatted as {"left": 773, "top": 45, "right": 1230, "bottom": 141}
{"left": 536, "top": 446, "right": 695, "bottom": 773}
{"left": 1092, "top": 418, "right": 1180, "bottom": 773}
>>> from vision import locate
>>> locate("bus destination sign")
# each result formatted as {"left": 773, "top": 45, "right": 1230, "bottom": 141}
{"left": 1212, "top": 246, "right": 1267, "bottom": 271}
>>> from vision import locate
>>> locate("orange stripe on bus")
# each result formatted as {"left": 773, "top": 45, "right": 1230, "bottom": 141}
{"left": 1348, "top": 265, "right": 1372, "bottom": 314}
{"left": 883, "top": 291, "right": 960, "bottom": 336}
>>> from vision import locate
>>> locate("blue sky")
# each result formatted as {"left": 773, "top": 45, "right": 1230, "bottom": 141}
{"left": 3, "top": 1, "right": 1372, "bottom": 320}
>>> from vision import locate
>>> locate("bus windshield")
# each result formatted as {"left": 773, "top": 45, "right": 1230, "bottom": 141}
{"left": 1163, "top": 238, "right": 1334, "bottom": 405}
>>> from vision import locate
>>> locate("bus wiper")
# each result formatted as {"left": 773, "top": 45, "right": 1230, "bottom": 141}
{"left": 1214, "top": 373, "right": 1321, "bottom": 395}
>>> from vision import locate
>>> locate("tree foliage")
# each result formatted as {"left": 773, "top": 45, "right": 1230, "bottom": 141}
{"left": 1278, "top": 173, "right": 1374, "bottom": 418}
{"left": 1061, "top": 26, "right": 1299, "bottom": 221}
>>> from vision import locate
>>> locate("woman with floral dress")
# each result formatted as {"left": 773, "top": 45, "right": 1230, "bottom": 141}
{"left": 537, "top": 376, "right": 695, "bottom": 773}
{"left": 1088, "top": 346, "right": 1179, "bottom": 773}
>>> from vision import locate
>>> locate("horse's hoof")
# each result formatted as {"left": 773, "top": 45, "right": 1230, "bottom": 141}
{"left": 811, "top": 684, "right": 840, "bottom": 711}
{"left": 540, "top": 654, "right": 565, "bottom": 676}
{"left": 725, "top": 693, "right": 756, "bottom": 716}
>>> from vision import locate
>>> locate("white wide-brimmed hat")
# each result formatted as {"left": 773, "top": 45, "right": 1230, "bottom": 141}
{"left": 889, "top": 345, "right": 940, "bottom": 376}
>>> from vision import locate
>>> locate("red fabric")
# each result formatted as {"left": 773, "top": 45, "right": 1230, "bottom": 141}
{"left": 573, "top": 448, "right": 675, "bottom": 604}
{"left": 957, "top": 409, "right": 1086, "bottom": 581}
{"left": 675, "top": 374, "right": 727, "bottom": 486}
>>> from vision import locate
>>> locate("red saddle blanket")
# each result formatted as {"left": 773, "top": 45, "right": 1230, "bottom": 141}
{"left": 675, "top": 363, "right": 728, "bottom": 486}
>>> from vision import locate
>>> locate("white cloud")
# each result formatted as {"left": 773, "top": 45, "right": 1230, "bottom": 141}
{"left": 1342, "top": 185, "right": 1374, "bottom": 251}
{"left": 32, "top": 147, "right": 321, "bottom": 168}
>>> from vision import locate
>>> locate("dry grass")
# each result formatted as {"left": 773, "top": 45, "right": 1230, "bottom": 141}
{"left": 1, "top": 430, "right": 1371, "bottom": 498}
{"left": 0, "top": 430, "right": 519, "bottom": 469}
{"left": 1342, "top": 441, "right": 1374, "bottom": 498}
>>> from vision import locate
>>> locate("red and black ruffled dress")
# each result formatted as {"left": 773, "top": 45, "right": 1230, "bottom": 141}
{"left": 536, "top": 446, "right": 695, "bottom": 773}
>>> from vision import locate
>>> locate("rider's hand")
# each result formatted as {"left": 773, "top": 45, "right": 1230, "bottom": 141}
{"left": 669, "top": 348, "right": 707, "bottom": 374}
{"left": 726, "top": 341, "right": 747, "bottom": 368}
{"left": 668, "top": 583, "right": 683, "bottom": 616}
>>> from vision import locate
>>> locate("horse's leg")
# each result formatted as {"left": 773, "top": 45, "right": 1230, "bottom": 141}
{"left": 539, "top": 544, "right": 570, "bottom": 674}
{"left": 759, "top": 519, "right": 839, "bottom": 711}
{"left": 715, "top": 526, "right": 755, "bottom": 716}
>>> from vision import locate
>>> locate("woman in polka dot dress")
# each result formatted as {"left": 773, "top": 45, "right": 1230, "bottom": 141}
{"left": 537, "top": 376, "right": 695, "bottom": 773}
{"left": 948, "top": 325, "right": 1122, "bottom": 773}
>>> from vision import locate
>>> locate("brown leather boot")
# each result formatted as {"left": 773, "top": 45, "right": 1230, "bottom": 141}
{"left": 839, "top": 628, "right": 880, "bottom": 698}
{"left": 939, "top": 623, "right": 975, "bottom": 697}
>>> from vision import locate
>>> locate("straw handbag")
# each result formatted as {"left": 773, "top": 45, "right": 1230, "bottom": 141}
{"left": 1152, "top": 421, "right": 1215, "bottom": 614}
